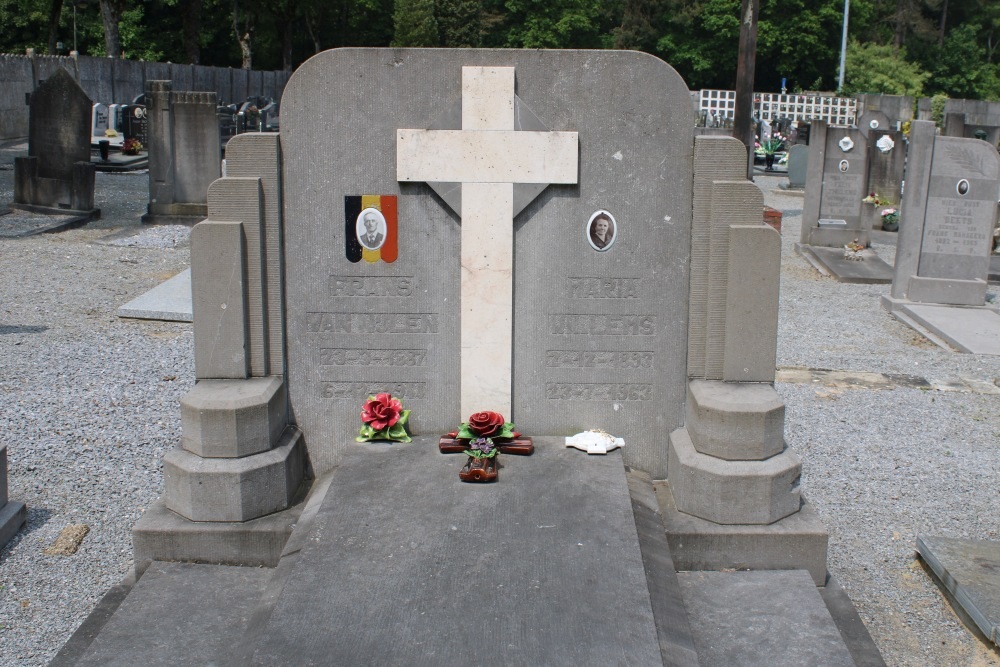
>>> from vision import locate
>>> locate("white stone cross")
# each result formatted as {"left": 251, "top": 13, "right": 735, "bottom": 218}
{"left": 397, "top": 66, "right": 578, "bottom": 418}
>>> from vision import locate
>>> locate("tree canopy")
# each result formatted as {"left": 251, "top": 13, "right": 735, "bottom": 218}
{"left": 0, "top": 0, "right": 994, "bottom": 101}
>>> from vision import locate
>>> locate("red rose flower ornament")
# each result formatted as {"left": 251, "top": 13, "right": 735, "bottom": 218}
{"left": 357, "top": 393, "right": 411, "bottom": 442}
{"left": 467, "top": 411, "right": 505, "bottom": 437}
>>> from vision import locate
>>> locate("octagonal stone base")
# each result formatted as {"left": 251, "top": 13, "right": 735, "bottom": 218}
{"left": 165, "top": 427, "right": 304, "bottom": 522}
{"left": 668, "top": 427, "right": 801, "bottom": 525}
{"left": 181, "top": 377, "right": 286, "bottom": 458}
{"left": 686, "top": 380, "right": 785, "bottom": 461}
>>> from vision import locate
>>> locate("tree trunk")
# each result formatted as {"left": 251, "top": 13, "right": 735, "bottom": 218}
{"left": 282, "top": 19, "right": 293, "bottom": 71}
{"left": 733, "top": 0, "right": 759, "bottom": 180}
{"left": 232, "top": 0, "right": 252, "bottom": 69}
{"left": 937, "top": 0, "right": 947, "bottom": 47}
{"left": 99, "top": 0, "right": 123, "bottom": 58}
{"left": 181, "top": 0, "right": 203, "bottom": 64}
{"left": 47, "top": 0, "right": 64, "bottom": 54}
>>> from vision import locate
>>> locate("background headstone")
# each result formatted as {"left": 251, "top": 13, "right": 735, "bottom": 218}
{"left": 863, "top": 128, "right": 905, "bottom": 229}
{"left": 801, "top": 121, "right": 870, "bottom": 247}
{"left": 785, "top": 144, "right": 808, "bottom": 188}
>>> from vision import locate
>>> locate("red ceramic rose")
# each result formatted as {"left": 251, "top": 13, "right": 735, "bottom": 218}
{"left": 467, "top": 411, "right": 505, "bottom": 437}
{"left": 361, "top": 393, "right": 402, "bottom": 431}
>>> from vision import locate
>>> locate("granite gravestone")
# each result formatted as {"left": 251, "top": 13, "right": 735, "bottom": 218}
{"left": 91, "top": 103, "right": 109, "bottom": 143}
{"left": 12, "top": 68, "right": 97, "bottom": 216}
{"left": 863, "top": 128, "right": 905, "bottom": 230}
{"left": 784, "top": 144, "right": 808, "bottom": 189}
{"left": 801, "top": 121, "right": 870, "bottom": 247}
{"left": 142, "top": 81, "right": 221, "bottom": 225}
{"left": 283, "top": 50, "right": 692, "bottom": 477}
{"left": 883, "top": 120, "right": 1000, "bottom": 353}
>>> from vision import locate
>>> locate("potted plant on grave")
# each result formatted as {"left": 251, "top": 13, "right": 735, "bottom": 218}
{"left": 759, "top": 134, "right": 785, "bottom": 171}
{"left": 880, "top": 207, "right": 900, "bottom": 232}
{"left": 121, "top": 137, "right": 143, "bottom": 156}
{"left": 356, "top": 393, "right": 412, "bottom": 443}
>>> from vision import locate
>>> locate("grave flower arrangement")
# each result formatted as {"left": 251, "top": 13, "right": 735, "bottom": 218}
{"left": 121, "top": 137, "right": 142, "bottom": 155}
{"left": 880, "top": 207, "right": 900, "bottom": 231}
{"left": 862, "top": 192, "right": 886, "bottom": 206}
{"left": 356, "top": 392, "right": 411, "bottom": 442}
{"left": 457, "top": 411, "right": 516, "bottom": 458}
{"left": 438, "top": 410, "right": 531, "bottom": 483}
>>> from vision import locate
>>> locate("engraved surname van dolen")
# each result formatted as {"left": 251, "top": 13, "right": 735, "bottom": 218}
{"left": 329, "top": 275, "right": 415, "bottom": 297}
{"left": 569, "top": 277, "right": 640, "bottom": 298}
{"left": 549, "top": 314, "right": 656, "bottom": 335}
{"left": 305, "top": 312, "right": 438, "bottom": 334}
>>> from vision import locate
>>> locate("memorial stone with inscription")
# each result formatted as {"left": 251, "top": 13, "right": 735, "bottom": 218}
{"left": 801, "top": 121, "right": 870, "bottom": 247}
{"left": 886, "top": 120, "right": 1000, "bottom": 308}
{"left": 12, "top": 68, "right": 97, "bottom": 215}
{"left": 864, "top": 128, "right": 905, "bottom": 229}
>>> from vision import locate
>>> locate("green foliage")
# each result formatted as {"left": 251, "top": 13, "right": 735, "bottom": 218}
{"left": 497, "top": 0, "right": 610, "bottom": 49}
{"left": 930, "top": 92, "right": 948, "bottom": 126}
{"left": 841, "top": 40, "right": 929, "bottom": 97}
{"left": 926, "top": 23, "right": 1000, "bottom": 100}
{"left": 437, "top": 0, "right": 482, "bottom": 47}
{"left": 392, "top": 0, "right": 439, "bottom": 46}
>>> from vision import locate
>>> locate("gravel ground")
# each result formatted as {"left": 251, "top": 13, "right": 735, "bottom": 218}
{"left": 0, "top": 144, "right": 999, "bottom": 666}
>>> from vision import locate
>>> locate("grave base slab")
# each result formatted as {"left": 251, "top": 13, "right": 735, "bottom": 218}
{"left": 655, "top": 480, "right": 828, "bottom": 585}
{"left": 0, "top": 500, "right": 26, "bottom": 550}
{"left": 678, "top": 570, "right": 856, "bottom": 666}
{"left": 131, "top": 494, "right": 305, "bottom": 578}
{"left": 795, "top": 243, "right": 894, "bottom": 284}
{"left": 917, "top": 535, "right": 1000, "bottom": 646}
{"left": 882, "top": 298, "right": 1000, "bottom": 355}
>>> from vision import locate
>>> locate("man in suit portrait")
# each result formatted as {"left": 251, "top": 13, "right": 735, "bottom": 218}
{"left": 358, "top": 210, "right": 385, "bottom": 250}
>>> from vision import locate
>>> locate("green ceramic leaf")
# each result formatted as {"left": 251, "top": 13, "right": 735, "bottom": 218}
{"left": 457, "top": 423, "right": 475, "bottom": 440}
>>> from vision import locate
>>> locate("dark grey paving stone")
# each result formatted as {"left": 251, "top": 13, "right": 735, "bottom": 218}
{"left": 900, "top": 304, "right": 1000, "bottom": 355}
{"left": 917, "top": 535, "right": 1000, "bottom": 646}
{"left": 73, "top": 561, "right": 271, "bottom": 666}
{"left": 0, "top": 209, "right": 91, "bottom": 238}
{"left": 677, "top": 570, "right": 855, "bottom": 667}
{"left": 798, "top": 244, "right": 894, "bottom": 284}
{"left": 248, "top": 436, "right": 663, "bottom": 666}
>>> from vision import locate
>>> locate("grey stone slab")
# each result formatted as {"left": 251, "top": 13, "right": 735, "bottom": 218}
{"left": 677, "top": 570, "right": 855, "bottom": 667}
{"left": 131, "top": 494, "right": 302, "bottom": 578}
{"left": 917, "top": 535, "right": 1000, "bottom": 646}
{"left": 282, "top": 49, "right": 693, "bottom": 479}
{"left": 908, "top": 275, "right": 987, "bottom": 306}
{"left": 891, "top": 120, "right": 936, "bottom": 300}
{"left": 689, "top": 136, "right": 748, "bottom": 381}
{"left": 803, "top": 123, "right": 870, "bottom": 247}
{"left": 667, "top": 427, "right": 801, "bottom": 525}
{"left": 723, "top": 225, "right": 780, "bottom": 382}
{"left": 191, "top": 220, "right": 249, "bottom": 379}
{"left": 625, "top": 468, "right": 700, "bottom": 667}
{"left": 27, "top": 68, "right": 92, "bottom": 182}
{"left": 207, "top": 177, "right": 268, "bottom": 375}
{"left": 656, "top": 481, "right": 828, "bottom": 586}
{"left": 705, "top": 181, "right": 764, "bottom": 380}
{"left": 801, "top": 120, "right": 828, "bottom": 240}
{"left": 223, "top": 134, "right": 285, "bottom": 377}
{"left": 180, "top": 377, "right": 286, "bottom": 458}
{"left": 819, "top": 576, "right": 888, "bottom": 667}
{"left": 164, "top": 426, "right": 304, "bottom": 522}
{"left": 785, "top": 144, "right": 808, "bottom": 188}
{"left": 897, "top": 303, "right": 1000, "bottom": 355}
{"left": 797, "top": 244, "right": 894, "bottom": 284}
{"left": 857, "top": 109, "right": 891, "bottom": 137}
{"left": 247, "top": 436, "right": 663, "bottom": 666}
{"left": 73, "top": 562, "right": 271, "bottom": 667}
{"left": 116, "top": 268, "right": 192, "bottom": 322}
{"left": 48, "top": 582, "right": 132, "bottom": 667}
{"left": 865, "top": 129, "right": 904, "bottom": 211}
{"left": 685, "top": 381, "right": 785, "bottom": 461}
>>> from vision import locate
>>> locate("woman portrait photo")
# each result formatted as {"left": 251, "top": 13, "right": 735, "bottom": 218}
{"left": 356, "top": 208, "right": 387, "bottom": 250}
{"left": 587, "top": 210, "right": 617, "bottom": 251}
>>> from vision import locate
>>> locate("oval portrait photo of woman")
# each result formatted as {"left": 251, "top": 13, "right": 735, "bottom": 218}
{"left": 587, "top": 210, "right": 617, "bottom": 252}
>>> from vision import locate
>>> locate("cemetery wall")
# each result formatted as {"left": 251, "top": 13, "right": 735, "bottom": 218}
{"left": 855, "top": 93, "right": 914, "bottom": 124}
{"left": 0, "top": 53, "right": 290, "bottom": 140}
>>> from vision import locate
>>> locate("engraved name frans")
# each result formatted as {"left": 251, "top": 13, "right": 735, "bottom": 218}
{"left": 569, "top": 277, "right": 640, "bottom": 299}
{"left": 545, "top": 383, "right": 652, "bottom": 401}
{"left": 319, "top": 348, "right": 428, "bottom": 366}
{"left": 329, "top": 276, "right": 415, "bottom": 297}
{"left": 549, "top": 314, "right": 656, "bottom": 335}
{"left": 545, "top": 350, "right": 654, "bottom": 369}
{"left": 321, "top": 381, "right": 426, "bottom": 400}
{"left": 306, "top": 312, "right": 438, "bottom": 334}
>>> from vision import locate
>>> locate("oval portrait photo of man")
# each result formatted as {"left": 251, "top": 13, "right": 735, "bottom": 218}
{"left": 356, "top": 208, "right": 387, "bottom": 250}
{"left": 587, "top": 210, "right": 617, "bottom": 252}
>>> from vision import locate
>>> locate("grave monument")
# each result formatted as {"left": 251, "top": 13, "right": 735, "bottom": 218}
{"left": 11, "top": 68, "right": 99, "bottom": 221}
{"left": 88, "top": 49, "right": 864, "bottom": 665}
{"left": 141, "top": 80, "right": 221, "bottom": 225}
{"left": 0, "top": 445, "right": 26, "bottom": 550}
{"left": 883, "top": 120, "right": 1000, "bottom": 354}
{"left": 797, "top": 119, "right": 894, "bottom": 283}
